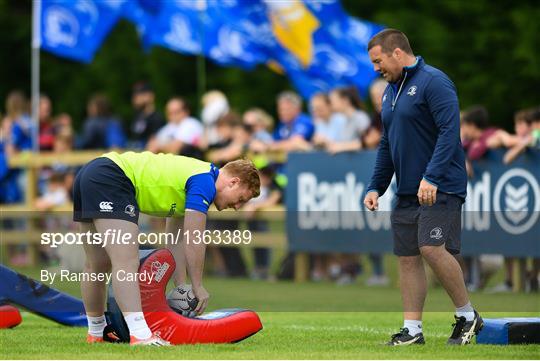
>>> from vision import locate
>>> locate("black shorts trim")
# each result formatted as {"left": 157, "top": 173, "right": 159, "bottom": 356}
{"left": 73, "top": 157, "right": 139, "bottom": 224}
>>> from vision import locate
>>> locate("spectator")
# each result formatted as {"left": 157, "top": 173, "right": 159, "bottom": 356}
{"left": 79, "top": 93, "right": 126, "bottom": 150}
{"left": 487, "top": 108, "right": 533, "bottom": 150}
{"left": 325, "top": 86, "right": 371, "bottom": 154}
{"left": 39, "top": 94, "right": 55, "bottom": 151}
{"left": 309, "top": 92, "right": 346, "bottom": 148}
{"left": 35, "top": 171, "right": 69, "bottom": 211}
{"left": 201, "top": 90, "right": 230, "bottom": 147}
{"left": 242, "top": 165, "right": 283, "bottom": 280}
{"left": 460, "top": 105, "right": 498, "bottom": 161}
{"left": 363, "top": 79, "right": 386, "bottom": 150}
{"left": 251, "top": 91, "right": 313, "bottom": 152}
{"left": 147, "top": 96, "right": 203, "bottom": 155}
{"left": 243, "top": 108, "right": 274, "bottom": 144}
{"left": 503, "top": 107, "right": 540, "bottom": 164}
{"left": 207, "top": 113, "right": 251, "bottom": 165}
{"left": 368, "top": 78, "right": 387, "bottom": 131}
{"left": 2, "top": 90, "right": 33, "bottom": 156}
{"left": 130, "top": 82, "right": 165, "bottom": 149}
{"left": 1, "top": 91, "right": 33, "bottom": 266}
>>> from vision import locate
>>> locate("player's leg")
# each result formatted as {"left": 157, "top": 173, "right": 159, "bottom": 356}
{"left": 420, "top": 245, "right": 468, "bottom": 307}
{"left": 79, "top": 221, "right": 111, "bottom": 342}
{"left": 75, "top": 157, "right": 169, "bottom": 345}
{"left": 399, "top": 255, "right": 427, "bottom": 325}
{"left": 418, "top": 193, "right": 482, "bottom": 345}
{"left": 387, "top": 196, "right": 426, "bottom": 345}
{"left": 93, "top": 218, "right": 151, "bottom": 342}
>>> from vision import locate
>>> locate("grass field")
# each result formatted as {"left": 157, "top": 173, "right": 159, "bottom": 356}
{"left": 1, "top": 266, "right": 539, "bottom": 359}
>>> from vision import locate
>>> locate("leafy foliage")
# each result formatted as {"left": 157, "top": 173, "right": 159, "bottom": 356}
{"left": 1, "top": 0, "right": 538, "bottom": 131}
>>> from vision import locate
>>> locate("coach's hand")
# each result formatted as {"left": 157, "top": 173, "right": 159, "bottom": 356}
{"left": 418, "top": 179, "right": 438, "bottom": 206}
{"left": 363, "top": 191, "right": 379, "bottom": 211}
{"left": 193, "top": 285, "right": 210, "bottom": 315}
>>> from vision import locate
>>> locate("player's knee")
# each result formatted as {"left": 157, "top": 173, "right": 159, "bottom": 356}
{"left": 111, "top": 257, "right": 139, "bottom": 272}
{"left": 84, "top": 258, "right": 111, "bottom": 273}
{"left": 399, "top": 255, "right": 422, "bottom": 269}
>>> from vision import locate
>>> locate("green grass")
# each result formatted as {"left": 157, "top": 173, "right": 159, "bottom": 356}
{"left": 1, "top": 271, "right": 539, "bottom": 359}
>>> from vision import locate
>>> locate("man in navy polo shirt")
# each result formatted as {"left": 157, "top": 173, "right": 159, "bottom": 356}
{"left": 272, "top": 91, "right": 314, "bottom": 151}
{"left": 363, "top": 29, "right": 483, "bottom": 346}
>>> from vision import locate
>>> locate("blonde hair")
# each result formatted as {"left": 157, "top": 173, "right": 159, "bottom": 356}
{"left": 246, "top": 107, "right": 274, "bottom": 132}
{"left": 222, "top": 159, "right": 261, "bottom": 198}
{"left": 5, "top": 90, "right": 28, "bottom": 119}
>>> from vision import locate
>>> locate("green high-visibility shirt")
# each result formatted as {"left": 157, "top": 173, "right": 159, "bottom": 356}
{"left": 103, "top": 151, "right": 218, "bottom": 217}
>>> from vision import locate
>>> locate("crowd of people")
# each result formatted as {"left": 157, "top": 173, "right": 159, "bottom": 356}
{"left": 1, "top": 82, "right": 539, "bottom": 291}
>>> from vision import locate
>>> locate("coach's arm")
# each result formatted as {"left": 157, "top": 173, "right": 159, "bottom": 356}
{"left": 364, "top": 124, "right": 394, "bottom": 211}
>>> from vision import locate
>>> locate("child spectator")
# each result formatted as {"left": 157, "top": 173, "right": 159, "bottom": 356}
{"left": 207, "top": 115, "right": 252, "bottom": 165}
{"left": 487, "top": 108, "right": 533, "bottom": 150}
{"left": 504, "top": 107, "right": 540, "bottom": 164}
{"left": 243, "top": 108, "right": 274, "bottom": 144}
{"left": 461, "top": 105, "right": 498, "bottom": 160}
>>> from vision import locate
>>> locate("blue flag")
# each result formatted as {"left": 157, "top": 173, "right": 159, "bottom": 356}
{"left": 40, "top": 0, "right": 122, "bottom": 63}
{"left": 40, "top": 0, "right": 384, "bottom": 98}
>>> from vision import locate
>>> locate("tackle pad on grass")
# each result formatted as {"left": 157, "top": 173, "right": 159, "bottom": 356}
{"left": 106, "top": 249, "right": 263, "bottom": 344}
{"left": 477, "top": 318, "right": 540, "bottom": 345}
{"left": 0, "top": 264, "right": 86, "bottom": 326}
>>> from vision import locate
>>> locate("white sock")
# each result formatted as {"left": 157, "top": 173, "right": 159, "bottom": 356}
{"left": 87, "top": 315, "right": 106, "bottom": 337}
{"left": 403, "top": 319, "right": 423, "bottom": 336}
{"left": 455, "top": 301, "right": 475, "bottom": 321}
{"left": 124, "top": 312, "right": 152, "bottom": 339}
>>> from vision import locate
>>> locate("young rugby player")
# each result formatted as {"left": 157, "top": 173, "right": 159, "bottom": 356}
{"left": 73, "top": 151, "right": 260, "bottom": 345}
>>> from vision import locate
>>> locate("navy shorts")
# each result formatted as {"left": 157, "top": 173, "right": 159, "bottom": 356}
{"left": 73, "top": 157, "right": 139, "bottom": 224}
{"left": 390, "top": 192, "right": 464, "bottom": 256}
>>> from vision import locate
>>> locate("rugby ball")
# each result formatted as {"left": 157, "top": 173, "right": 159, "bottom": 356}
{"left": 166, "top": 284, "right": 199, "bottom": 318}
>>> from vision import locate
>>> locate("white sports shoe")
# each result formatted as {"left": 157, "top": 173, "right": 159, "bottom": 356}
{"left": 130, "top": 332, "right": 171, "bottom": 346}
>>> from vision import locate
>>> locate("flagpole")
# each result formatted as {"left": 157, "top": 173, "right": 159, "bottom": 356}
{"left": 31, "top": 0, "right": 41, "bottom": 153}
{"left": 196, "top": 1, "right": 206, "bottom": 111}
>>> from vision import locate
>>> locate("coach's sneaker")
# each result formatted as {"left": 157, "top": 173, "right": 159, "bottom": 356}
{"left": 86, "top": 334, "right": 104, "bottom": 344}
{"left": 447, "top": 310, "right": 483, "bottom": 345}
{"left": 386, "top": 328, "right": 425, "bottom": 346}
{"left": 130, "top": 332, "right": 171, "bottom": 346}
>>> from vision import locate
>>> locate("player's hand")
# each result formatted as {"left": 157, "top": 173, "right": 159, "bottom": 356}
{"left": 417, "top": 179, "right": 438, "bottom": 206}
{"left": 363, "top": 191, "right": 379, "bottom": 211}
{"left": 192, "top": 285, "right": 209, "bottom": 315}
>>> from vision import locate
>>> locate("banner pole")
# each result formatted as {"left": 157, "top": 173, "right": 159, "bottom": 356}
{"left": 196, "top": 1, "right": 206, "bottom": 112}
{"left": 31, "top": 0, "right": 41, "bottom": 153}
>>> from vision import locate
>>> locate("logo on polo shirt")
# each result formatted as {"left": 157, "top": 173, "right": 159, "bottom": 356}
{"left": 407, "top": 85, "right": 417, "bottom": 96}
